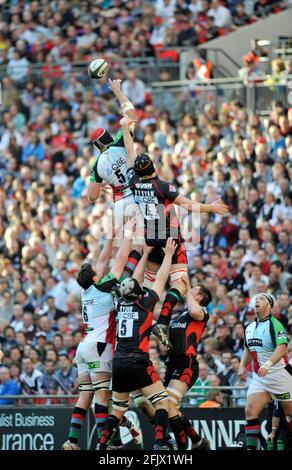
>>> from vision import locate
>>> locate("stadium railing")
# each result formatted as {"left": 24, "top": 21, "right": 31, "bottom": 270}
{"left": 151, "top": 74, "right": 292, "bottom": 115}
{"left": 0, "top": 386, "right": 248, "bottom": 407}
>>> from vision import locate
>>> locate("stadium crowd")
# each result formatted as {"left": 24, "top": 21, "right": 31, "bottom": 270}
{"left": 0, "top": 0, "right": 288, "bottom": 74}
{"left": 0, "top": 1, "right": 292, "bottom": 408}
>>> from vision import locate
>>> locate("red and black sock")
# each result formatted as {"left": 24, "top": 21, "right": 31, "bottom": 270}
{"left": 99, "top": 415, "right": 120, "bottom": 450}
{"left": 169, "top": 415, "right": 186, "bottom": 451}
{"left": 158, "top": 288, "right": 181, "bottom": 326}
{"left": 180, "top": 414, "right": 201, "bottom": 445}
{"left": 154, "top": 409, "right": 168, "bottom": 445}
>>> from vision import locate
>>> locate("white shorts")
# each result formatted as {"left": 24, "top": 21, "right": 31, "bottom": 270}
{"left": 75, "top": 340, "right": 113, "bottom": 376}
{"left": 113, "top": 195, "right": 144, "bottom": 245}
{"left": 247, "top": 367, "right": 292, "bottom": 401}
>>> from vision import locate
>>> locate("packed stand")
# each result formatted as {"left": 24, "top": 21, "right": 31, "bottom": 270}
{"left": 0, "top": 59, "right": 292, "bottom": 404}
{"left": 0, "top": 0, "right": 289, "bottom": 80}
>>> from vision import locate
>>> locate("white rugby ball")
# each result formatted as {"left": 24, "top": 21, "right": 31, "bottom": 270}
{"left": 88, "top": 58, "right": 109, "bottom": 79}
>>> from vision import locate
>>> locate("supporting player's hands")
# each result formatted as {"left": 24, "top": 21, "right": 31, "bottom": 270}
{"left": 143, "top": 244, "right": 154, "bottom": 255}
{"left": 181, "top": 274, "right": 191, "bottom": 290}
{"left": 165, "top": 237, "right": 177, "bottom": 256}
{"left": 257, "top": 365, "right": 269, "bottom": 377}
{"left": 210, "top": 199, "right": 230, "bottom": 215}
{"left": 0, "top": 347, "right": 3, "bottom": 363}
{"left": 120, "top": 115, "right": 137, "bottom": 128}
{"left": 108, "top": 78, "right": 122, "bottom": 96}
{"left": 124, "top": 217, "right": 137, "bottom": 238}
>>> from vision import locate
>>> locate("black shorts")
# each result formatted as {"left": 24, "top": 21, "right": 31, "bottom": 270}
{"left": 148, "top": 243, "right": 187, "bottom": 266}
{"left": 112, "top": 356, "right": 160, "bottom": 393}
{"left": 164, "top": 355, "right": 199, "bottom": 390}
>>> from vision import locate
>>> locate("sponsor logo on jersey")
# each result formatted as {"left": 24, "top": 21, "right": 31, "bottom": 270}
{"left": 87, "top": 361, "right": 100, "bottom": 369}
{"left": 274, "top": 392, "right": 291, "bottom": 400}
{"left": 135, "top": 183, "right": 153, "bottom": 189}
{"left": 169, "top": 184, "right": 177, "bottom": 192}
{"left": 112, "top": 157, "right": 125, "bottom": 171}
{"left": 171, "top": 322, "right": 187, "bottom": 329}
{"left": 247, "top": 338, "right": 263, "bottom": 347}
{"left": 106, "top": 168, "right": 112, "bottom": 176}
{"left": 278, "top": 330, "right": 287, "bottom": 339}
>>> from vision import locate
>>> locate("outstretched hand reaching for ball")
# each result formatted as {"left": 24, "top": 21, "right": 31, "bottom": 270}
{"left": 108, "top": 78, "right": 122, "bottom": 96}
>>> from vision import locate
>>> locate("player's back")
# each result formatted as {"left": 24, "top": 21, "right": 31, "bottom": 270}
{"left": 168, "top": 309, "right": 209, "bottom": 358}
{"left": 115, "top": 290, "right": 159, "bottom": 358}
{"left": 132, "top": 176, "right": 181, "bottom": 245}
{"left": 81, "top": 284, "right": 115, "bottom": 343}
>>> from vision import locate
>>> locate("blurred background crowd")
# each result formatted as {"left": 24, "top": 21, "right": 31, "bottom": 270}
{"left": 0, "top": 0, "right": 288, "bottom": 72}
{"left": 0, "top": 0, "right": 291, "bottom": 407}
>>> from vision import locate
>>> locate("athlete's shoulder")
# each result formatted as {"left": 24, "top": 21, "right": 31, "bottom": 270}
{"left": 245, "top": 320, "right": 256, "bottom": 331}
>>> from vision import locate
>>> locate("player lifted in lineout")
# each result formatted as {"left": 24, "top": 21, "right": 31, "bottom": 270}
{"left": 87, "top": 79, "right": 143, "bottom": 245}
{"left": 120, "top": 116, "right": 229, "bottom": 340}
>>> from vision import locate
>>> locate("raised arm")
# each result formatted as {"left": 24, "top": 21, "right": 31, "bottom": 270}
{"left": 111, "top": 221, "right": 136, "bottom": 280}
{"left": 152, "top": 238, "right": 177, "bottom": 298}
{"left": 108, "top": 79, "right": 137, "bottom": 123}
{"left": 120, "top": 116, "right": 137, "bottom": 168}
{"left": 182, "top": 276, "right": 206, "bottom": 321}
{"left": 94, "top": 238, "right": 114, "bottom": 280}
{"left": 132, "top": 245, "right": 153, "bottom": 283}
{"left": 174, "top": 194, "right": 229, "bottom": 216}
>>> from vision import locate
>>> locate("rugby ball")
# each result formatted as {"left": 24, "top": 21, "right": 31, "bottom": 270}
{"left": 88, "top": 58, "right": 109, "bottom": 79}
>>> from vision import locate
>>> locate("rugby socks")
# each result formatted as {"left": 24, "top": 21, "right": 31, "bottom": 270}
{"left": 154, "top": 409, "right": 168, "bottom": 445}
{"left": 68, "top": 406, "right": 87, "bottom": 444}
{"left": 158, "top": 288, "right": 181, "bottom": 325}
{"left": 122, "top": 250, "right": 142, "bottom": 278}
{"left": 99, "top": 415, "right": 120, "bottom": 450}
{"left": 180, "top": 413, "right": 201, "bottom": 446}
{"left": 95, "top": 404, "right": 108, "bottom": 442}
{"left": 169, "top": 415, "right": 186, "bottom": 450}
{"left": 245, "top": 418, "right": 261, "bottom": 450}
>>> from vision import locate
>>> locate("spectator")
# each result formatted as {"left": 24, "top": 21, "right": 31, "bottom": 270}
{"left": 199, "top": 388, "right": 224, "bottom": 407}
{"left": 233, "top": 321, "right": 245, "bottom": 357}
{"left": 215, "top": 321, "right": 235, "bottom": 351}
{"left": 121, "top": 70, "right": 146, "bottom": 109}
{"left": 0, "top": 366, "right": 21, "bottom": 405}
{"left": 270, "top": 261, "right": 292, "bottom": 291}
{"left": 41, "top": 359, "right": 59, "bottom": 402}
{"left": 233, "top": 3, "right": 250, "bottom": 26}
{"left": 54, "top": 353, "right": 78, "bottom": 395}
{"left": 20, "top": 357, "right": 44, "bottom": 396}
{"left": 208, "top": 0, "right": 232, "bottom": 28}
{"left": 189, "top": 361, "right": 210, "bottom": 406}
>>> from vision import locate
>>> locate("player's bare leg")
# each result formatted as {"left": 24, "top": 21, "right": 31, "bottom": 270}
{"left": 245, "top": 391, "right": 271, "bottom": 449}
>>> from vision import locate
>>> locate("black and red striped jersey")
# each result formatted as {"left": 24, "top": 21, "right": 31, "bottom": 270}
{"left": 131, "top": 176, "right": 182, "bottom": 247}
{"left": 168, "top": 308, "right": 209, "bottom": 358}
{"left": 115, "top": 289, "right": 159, "bottom": 358}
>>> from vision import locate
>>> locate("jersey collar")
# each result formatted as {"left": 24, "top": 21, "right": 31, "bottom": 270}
{"left": 256, "top": 314, "right": 272, "bottom": 324}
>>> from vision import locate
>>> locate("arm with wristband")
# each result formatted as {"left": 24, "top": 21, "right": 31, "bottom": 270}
{"left": 258, "top": 343, "right": 288, "bottom": 377}
{"left": 108, "top": 79, "right": 137, "bottom": 126}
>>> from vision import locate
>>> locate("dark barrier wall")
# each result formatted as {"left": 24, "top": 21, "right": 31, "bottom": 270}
{"left": 0, "top": 407, "right": 268, "bottom": 450}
